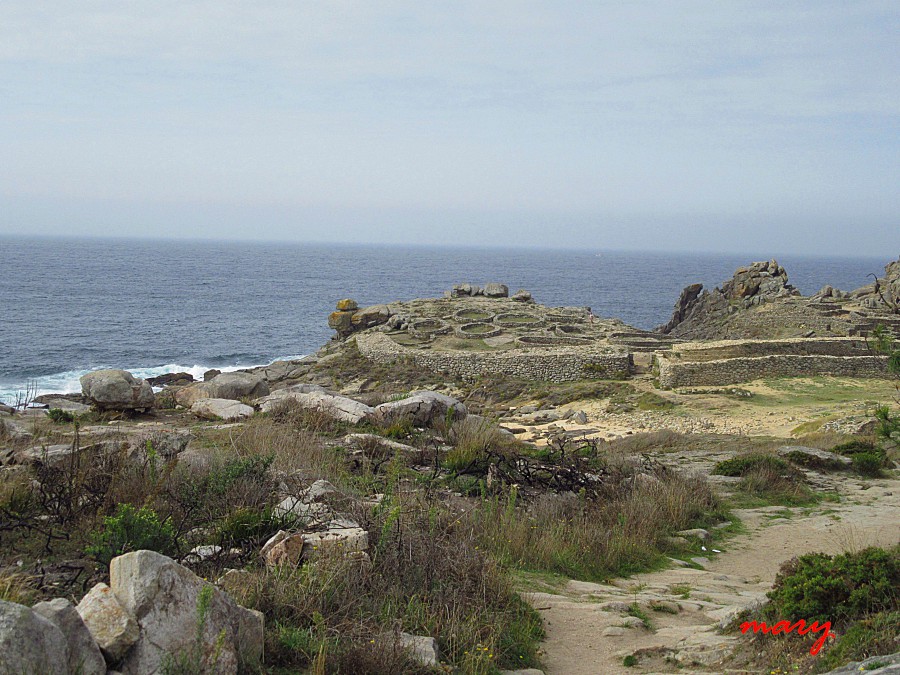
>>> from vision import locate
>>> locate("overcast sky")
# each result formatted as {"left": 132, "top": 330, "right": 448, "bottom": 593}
{"left": 1, "top": 1, "right": 897, "bottom": 255}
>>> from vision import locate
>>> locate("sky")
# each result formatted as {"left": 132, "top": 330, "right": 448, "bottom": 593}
{"left": 0, "top": 1, "right": 898, "bottom": 255}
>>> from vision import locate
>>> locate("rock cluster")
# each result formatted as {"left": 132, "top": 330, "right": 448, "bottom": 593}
{"left": 0, "top": 550, "right": 263, "bottom": 675}
{"left": 451, "top": 282, "right": 509, "bottom": 298}
{"left": 658, "top": 260, "right": 800, "bottom": 336}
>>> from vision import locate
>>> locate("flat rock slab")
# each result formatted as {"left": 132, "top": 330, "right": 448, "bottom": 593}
{"left": 258, "top": 391, "right": 373, "bottom": 424}
{"left": 191, "top": 398, "right": 254, "bottom": 421}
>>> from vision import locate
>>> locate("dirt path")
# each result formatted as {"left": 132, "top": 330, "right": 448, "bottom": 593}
{"left": 527, "top": 475, "right": 900, "bottom": 675}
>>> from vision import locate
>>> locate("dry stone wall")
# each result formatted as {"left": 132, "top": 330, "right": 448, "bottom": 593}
{"left": 668, "top": 337, "right": 872, "bottom": 363}
{"left": 356, "top": 332, "right": 632, "bottom": 382}
{"left": 658, "top": 353, "right": 889, "bottom": 388}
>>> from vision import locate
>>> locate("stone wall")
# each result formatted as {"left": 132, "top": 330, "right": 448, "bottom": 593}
{"left": 658, "top": 353, "right": 889, "bottom": 388}
{"left": 668, "top": 337, "right": 871, "bottom": 363}
{"left": 356, "top": 332, "right": 632, "bottom": 382}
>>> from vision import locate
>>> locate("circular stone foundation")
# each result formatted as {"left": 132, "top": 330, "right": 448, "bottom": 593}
{"left": 408, "top": 318, "right": 451, "bottom": 339}
{"left": 453, "top": 309, "right": 495, "bottom": 323}
{"left": 554, "top": 324, "right": 586, "bottom": 336}
{"left": 455, "top": 322, "right": 503, "bottom": 339}
{"left": 546, "top": 312, "right": 587, "bottom": 323}
{"left": 516, "top": 335, "right": 595, "bottom": 347}
{"left": 494, "top": 312, "right": 543, "bottom": 328}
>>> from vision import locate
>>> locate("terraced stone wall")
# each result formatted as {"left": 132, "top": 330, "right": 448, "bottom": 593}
{"left": 356, "top": 332, "right": 632, "bottom": 382}
{"left": 658, "top": 353, "right": 889, "bottom": 388}
{"left": 668, "top": 337, "right": 871, "bottom": 363}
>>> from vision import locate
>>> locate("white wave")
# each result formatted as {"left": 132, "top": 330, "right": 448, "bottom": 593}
{"left": 0, "top": 356, "right": 306, "bottom": 405}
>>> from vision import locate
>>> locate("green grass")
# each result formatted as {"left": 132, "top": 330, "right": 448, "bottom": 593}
{"left": 746, "top": 377, "right": 893, "bottom": 409}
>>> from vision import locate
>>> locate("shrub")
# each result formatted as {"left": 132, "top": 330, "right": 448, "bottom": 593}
{"left": 215, "top": 506, "right": 283, "bottom": 550}
{"left": 831, "top": 440, "right": 878, "bottom": 456}
{"left": 816, "top": 610, "right": 900, "bottom": 672}
{"left": 852, "top": 452, "right": 885, "bottom": 477}
{"left": 87, "top": 503, "right": 177, "bottom": 566}
{"left": 47, "top": 408, "right": 76, "bottom": 424}
{"left": 767, "top": 546, "right": 900, "bottom": 625}
{"left": 445, "top": 416, "right": 515, "bottom": 473}
{"left": 783, "top": 449, "right": 847, "bottom": 472}
{"left": 713, "top": 453, "right": 792, "bottom": 477}
{"left": 635, "top": 392, "right": 676, "bottom": 411}
{"left": 738, "top": 464, "right": 816, "bottom": 506}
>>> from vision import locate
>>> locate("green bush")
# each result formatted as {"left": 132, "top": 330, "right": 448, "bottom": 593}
{"left": 831, "top": 440, "right": 878, "bottom": 456}
{"left": 87, "top": 504, "right": 177, "bottom": 566}
{"left": 47, "top": 408, "right": 76, "bottom": 424}
{"left": 216, "top": 506, "right": 282, "bottom": 549}
{"left": 768, "top": 546, "right": 900, "bottom": 625}
{"left": 712, "top": 453, "right": 792, "bottom": 477}
{"left": 852, "top": 452, "right": 885, "bottom": 477}
{"left": 816, "top": 610, "right": 900, "bottom": 673}
{"left": 635, "top": 392, "right": 676, "bottom": 411}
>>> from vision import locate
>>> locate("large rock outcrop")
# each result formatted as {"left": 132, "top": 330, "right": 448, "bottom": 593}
{"left": 110, "top": 550, "right": 264, "bottom": 674}
{"left": 80, "top": 370, "right": 155, "bottom": 411}
{"left": 174, "top": 372, "right": 269, "bottom": 408}
{"left": 190, "top": 398, "right": 254, "bottom": 421}
{"left": 369, "top": 390, "right": 467, "bottom": 428}
{"left": 849, "top": 256, "right": 900, "bottom": 311}
{"left": 258, "top": 390, "right": 373, "bottom": 424}
{"left": 329, "top": 299, "right": 394, "bottom": 339}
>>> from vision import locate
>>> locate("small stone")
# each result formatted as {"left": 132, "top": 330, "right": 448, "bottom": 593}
{"left": 399, "top": 632, "right": 440, "bottom": 666}
{"left": 602, "top": 626, "right": 627, "bottom": 637}
{"left": 618, "top": 616, "right": 645, "bottom": 629}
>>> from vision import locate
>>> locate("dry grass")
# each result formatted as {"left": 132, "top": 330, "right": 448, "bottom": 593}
{"left": 228, "top": 490, "right": 543, "bottom": 674}
{"left": 445, "top": 415, "right": 519, "bottom": 471}
{"left": 474, "top": 468, "right": 723, "bottom": 580}
{"left": 0, "top": 569, "right": 35, "bottom": 604}
{"left": 221, "top": 414, "right": 343, "bottom": 481}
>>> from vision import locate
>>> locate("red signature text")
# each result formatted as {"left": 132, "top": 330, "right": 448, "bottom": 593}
{"left": 740, "top": 619, "right": 835, "bottom": 655}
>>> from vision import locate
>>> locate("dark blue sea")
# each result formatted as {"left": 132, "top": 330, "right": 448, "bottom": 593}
{"left": 0, "top": 236, "right": 889, "bottom": 402}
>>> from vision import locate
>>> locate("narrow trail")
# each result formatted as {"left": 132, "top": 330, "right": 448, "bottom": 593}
{"left": 527, "top": 475, "right": 899, "bottom": 675}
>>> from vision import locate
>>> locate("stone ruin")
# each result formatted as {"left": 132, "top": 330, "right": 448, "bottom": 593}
{"left": 324, "top": 260, "right": 900, "bottom": 387}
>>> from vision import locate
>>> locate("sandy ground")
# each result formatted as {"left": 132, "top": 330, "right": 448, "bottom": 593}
{"left": 529, "top": 472, "right": 899, "bottom": 675}
{"left": 510, "top": 376, "right": 899, "bottom": 442}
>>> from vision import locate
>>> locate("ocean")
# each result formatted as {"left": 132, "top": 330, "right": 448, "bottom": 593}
{"left": 0, "top": 236, "right": 888, "bottom": 403}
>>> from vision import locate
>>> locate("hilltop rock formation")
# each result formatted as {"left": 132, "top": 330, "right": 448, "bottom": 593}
{"left": 659, "top": 256, "right": 900, "bottom": 340}
{"left": 658, "top": 261, "right": 801, "bottom": 338}
{"left": 849, "top": 257, "right": 900, "bottom": 312}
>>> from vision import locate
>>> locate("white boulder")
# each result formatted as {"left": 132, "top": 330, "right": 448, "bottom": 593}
{"left": 80, "top": 370, "right": 155, "bottom": 411}
{"left": 110, "top": 550, "right": 264, "bottom": 674}
{"left": 76, "top": 582, "right": 140, "bottom": 663}
{"left": 191, "top": 398, "right": 254, "bottom": 421}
